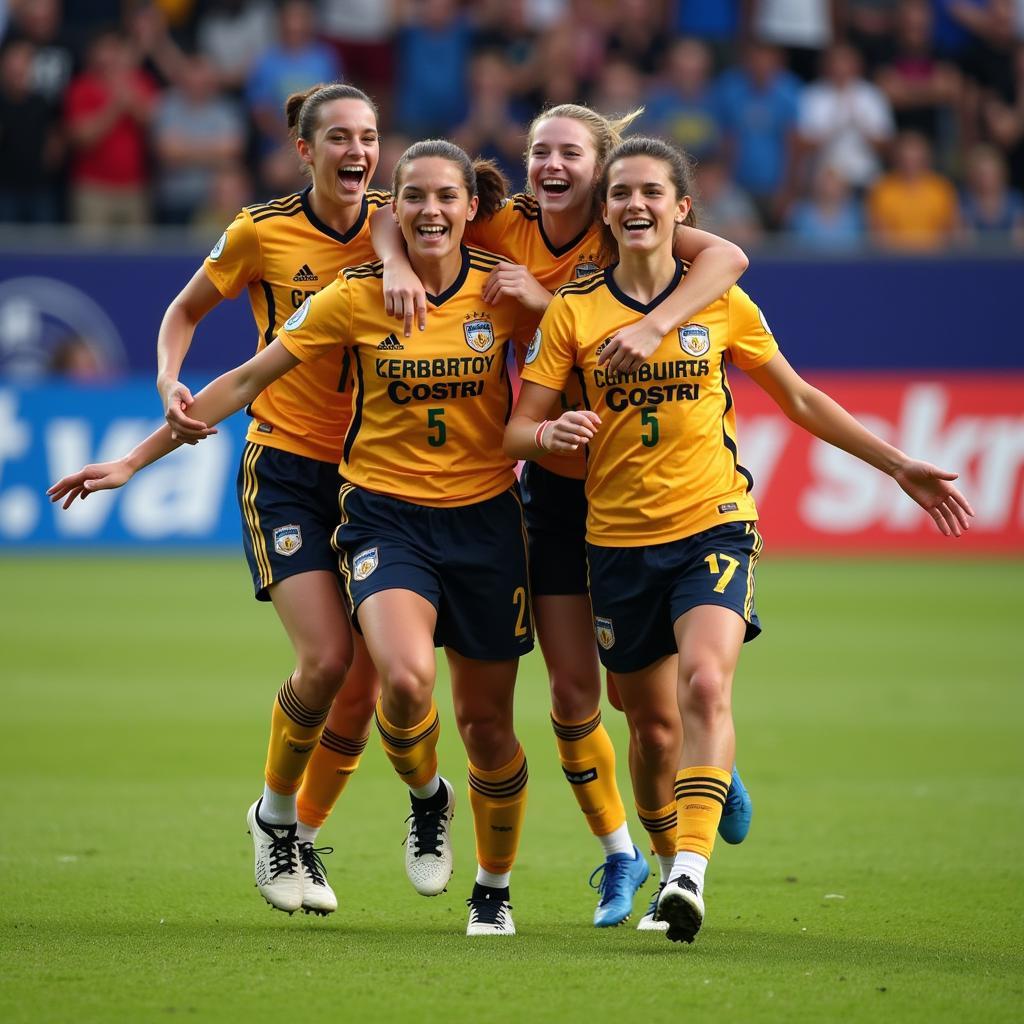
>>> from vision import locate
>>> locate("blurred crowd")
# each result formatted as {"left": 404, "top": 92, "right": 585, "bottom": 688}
{"left": 2, "top": 0, "right": 1024, "bottom": 250}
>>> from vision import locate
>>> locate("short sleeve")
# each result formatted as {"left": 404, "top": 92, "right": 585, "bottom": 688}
{"left": 277, "top": 275, "right": 354, "bottom": 364}
{"left": 727, "top": 286, "right": 779, "bottom": 371}
{"left": 520, "top": 293, "right": 577, "bottom": 391}
{"left": 463, "top": 197, "right": 516, "bottom": 256}
{"left": 203, "top": 209, "right": 261, "bottom": 299}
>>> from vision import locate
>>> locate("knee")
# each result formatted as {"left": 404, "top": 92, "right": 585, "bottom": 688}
{"left": 679, "top": 664, "right": 732, "bottom": 726}
{"left": 294, "top": 645, "right": 351, "bottom": 706}
{"left": 631, "top": 715, "right": 681, "bottom": 767}
{"left": 549, "top": 667, "right": 600, "bottom": 722}
{"left": 454, "top": 706, "right": 513, "bottom": 764}
{"left": 382, "top": 660, "right": 435, "bottom": 715}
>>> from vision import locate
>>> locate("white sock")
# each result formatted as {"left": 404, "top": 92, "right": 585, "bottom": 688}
{"left": 597, "top": 822, "right": 634, "bottom": 858}
{"left": 296, "top": 821, "right": 319, "bottom": 845}
{"left": 657, "top": 854, "right": 675, "bottom": 884}
{"left": 476, "top": 866, "right": 511, "bottom": 890}
{"left": 410, "top": 775, "right": 441, "bottom": 800}
{"left": 671, "top": 851, "right": 708, "bottom": 894}
{"left": 260, "top": 785, "right": 297, "bottom": 826}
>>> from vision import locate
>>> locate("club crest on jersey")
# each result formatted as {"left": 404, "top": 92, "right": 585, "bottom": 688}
{"left": 273, "top": 524, "right": 302, "bottom": 557}
{"left": 575, "top": 261, "right": 600, "bottom": 278}
{"left": 594, "top": 616, "right": 615, "bottom": 650}
{"left": 678, "top": 323, "right": 711, "bottom": 357}
{"left": 352, "top": 547, "right": 379, "bottom": 581}
{"left": 463, "top": 318, "right": 495, "bottom": 353}
{"left": 209, "top": 232, "right": 226, "bottom": 260}
{"left": 525, "top": 328, "right": 541, "bottom": 365}
{"left": 284, "top": 297, "right": 311, "bottom": 331}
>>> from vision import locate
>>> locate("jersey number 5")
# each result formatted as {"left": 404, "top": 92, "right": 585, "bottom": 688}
{"left": 427, "top": 407, "right": 447, "bottom": 447}
{"left": 640, "top": 407, "right": 659, "bottom": 447}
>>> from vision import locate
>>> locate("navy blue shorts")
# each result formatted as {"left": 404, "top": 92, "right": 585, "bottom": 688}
{"left": 333, "top": 483, "right": 535, "bottom": 661}
{"left": 236, "top": 441, "right": 343, "bottom": 601}
{"left": 586, "top": 521, "right": 763, "bottom": 673}
{"left": 520, "top": 461, "right": 589, "bottom": 597}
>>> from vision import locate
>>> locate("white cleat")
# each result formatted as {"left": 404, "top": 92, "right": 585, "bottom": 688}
{"left": 466, "top": 885, "right": 515, "bottom": 936}
{"left": 657, "top": 875, "right": 705, "bottom": 944}
{"left": 298, "top": 842, "right": 338, "bottom": 916}
{"left": 404, "top": 778, "right": 455, "bottom": 896}
{"left": 636, "top": 883, "right": 669, "bottom": 931}
{"left": 246, "top": 799, "right": 302, "bottom": 914}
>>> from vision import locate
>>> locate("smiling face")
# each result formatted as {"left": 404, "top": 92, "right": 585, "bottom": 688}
{"left": 527, "top": 116, "right": 599, "bottom": 217}
{"left": 602, "top": 154, "right": 690, "bottom": 255}
{"left": 299, "top": 98, "right": 379, "bottom": 207}
{"left": 394, "top": 156, "right": 478, "bottom": 264}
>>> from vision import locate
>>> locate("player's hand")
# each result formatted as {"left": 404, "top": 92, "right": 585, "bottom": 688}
{"left": 542, "top": 410, "right": 601, "bottom": 453}
{"left": 47, "top": 459, "right": 136, "bottom": 510}
{"left": 382, "top": 261, "right": 428, "bottom": 337}
{"left": 598, "top": 318, "right": 663, "bottom": 375}
{"left": 893, "top": 460, "right": 975, "bottom": 537}
{"left": 160, "top": 379, "right": 215, "bottom": 444}
{"left": 482, "top": 263, "right": 552, "bottom": 313}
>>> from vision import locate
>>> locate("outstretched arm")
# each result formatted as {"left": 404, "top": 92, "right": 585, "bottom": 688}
{"left": 48, "top": 341, "right": 300, "bottom": 508}
{"left": 746, "top": 353, "right": 975, "bottom": 537}
{"left": 370, "top": 206, "right": 427, "bottom": 336}
{"left": 504, "top": 381, "right": 601, "bottom": 460}
{"left": 598, "top": 228, "right": 749, "bottom": 374}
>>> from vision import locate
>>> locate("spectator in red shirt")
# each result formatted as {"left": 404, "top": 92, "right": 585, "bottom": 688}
{"left": 63, "top": 27, "right": 157, "bottom": 236}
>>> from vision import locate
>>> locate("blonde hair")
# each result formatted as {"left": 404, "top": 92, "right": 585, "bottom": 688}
{"left": 527, "top": 103, "right": 645, "bottom": 172}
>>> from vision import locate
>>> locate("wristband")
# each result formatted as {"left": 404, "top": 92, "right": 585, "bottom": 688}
{"left": 534, "top": 420, "right": 550, "bottom": 451}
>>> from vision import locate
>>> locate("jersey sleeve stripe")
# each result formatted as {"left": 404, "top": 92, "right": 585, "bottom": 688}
{"left": 251, "top": 205, "right": 304, "bottom": 224}
{"left": 342, "top": 348, "right": 366, "bottom": 463}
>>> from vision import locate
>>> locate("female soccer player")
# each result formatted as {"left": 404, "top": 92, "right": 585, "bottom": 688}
{"left": 369, "top": 103, "right": 752, "bottom": 930}
{"left": 50, "top": 140, "right": 539, "bottom": 938}
{"left": 505, "top": 136, "right": 973, "bottom": 944}
{"left": 154, "top": 82, "right": 389, "bottom": 917}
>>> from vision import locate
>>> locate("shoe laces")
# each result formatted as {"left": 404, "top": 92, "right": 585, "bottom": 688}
{"left": 668, "top": 874, "right": 700, "bottom": 896}
{"left": 405, "top": 806, "right": 447, "bottom": 858}
{"left": 265, "top": 827, "right": 298, "bottom": 880}
{"left": 645, "top": 882, "right": 665, "bottom": 919}
{"left": 298, "top": 843, "right": 333, "bottom": 887}
{"left": 466, "top": 893, "right": 512, "bottom": 927}
{"left": 589, "top": 856, "right": 633, "bottom": 907}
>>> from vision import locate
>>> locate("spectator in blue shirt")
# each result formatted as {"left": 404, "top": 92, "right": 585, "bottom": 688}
{"left": 715, "top": 40, "right": 803, "bottom": 228}
{"left": 786, "top": 164, "right": 866, "bottom": 251}
{"left": 960, "top": 143, "right": 1024, "bottom": 245}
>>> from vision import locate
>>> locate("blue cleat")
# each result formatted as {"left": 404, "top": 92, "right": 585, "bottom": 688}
{"left": 590, "top": 845, "right": 650, "bottom": 927}
{"left": 718, "top": 766, "right": 752, "bottom": 844}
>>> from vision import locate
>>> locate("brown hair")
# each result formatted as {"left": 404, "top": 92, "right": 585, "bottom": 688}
{"left": 392, "top": 139, "right": 508, "bottom": 219}
{"left": 285, "top": 82, "right": 379, "bottom": 144}
{"left": 596, "top": 136, "right": 699, "bottom": 256}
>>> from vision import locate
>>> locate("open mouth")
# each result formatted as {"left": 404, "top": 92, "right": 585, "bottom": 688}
{"left": 337, "top": 165, "right": 366, "bottom": 189}
{"left": 416, "top": 224, "right": 447, "bottom": 239}
{"left": 541, "top": 178, "right": 571, "bottom": 196}
{"left": 624, "top": 218, "right": 654, "bottom": 235}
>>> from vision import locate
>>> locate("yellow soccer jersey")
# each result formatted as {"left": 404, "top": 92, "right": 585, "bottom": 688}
{"left": 278, "top": 246, "right": 539, "bottom": 507}
{"left": 203, "top": 186, "right": 392, "bottom": 463}
{"left": 521, "top": 261, "right": 779, "bottom": 547}
{"left": 466, "top": 193, "right": 607, "bottom": 480}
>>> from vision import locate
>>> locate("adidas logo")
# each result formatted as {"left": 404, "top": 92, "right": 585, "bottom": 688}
{"left": 377, "top": 334, "right": 404, "bottom": 350}
{"left": 292, "top": 264, "right": 318, "bottom": 282}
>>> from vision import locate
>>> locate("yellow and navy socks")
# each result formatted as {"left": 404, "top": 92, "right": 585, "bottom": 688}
{"left": 468, "top": 744, "right": 528, "bottom": 876}
{"left": 295, "top": 728, "right": 369, "bottom": 835}
{"left": 375, "top": 699, "right": 440, "bottom": 790}
{"left": 672, "top": 766, "right": 732, "bottom": 892}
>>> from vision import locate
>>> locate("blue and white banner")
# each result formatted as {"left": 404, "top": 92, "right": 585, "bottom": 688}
{"left": 0, "top": 382, "right": 249, "bottom": 547}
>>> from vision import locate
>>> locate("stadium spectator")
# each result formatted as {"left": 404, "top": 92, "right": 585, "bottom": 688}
{"left": 980, "top": 42, "right": 1024, "bottom": 189}
{"left": 196, "top": 0, "right": 275, "bottom": 94}
{"left": 875, "top": 1, "right": 963, "bottom": 159}
{"left": 451, "top": 52, "right": 529, "bottom": 190}
{"left": 0, "top": 39, "right": 61, "bottom": 223}
{"left": 750, "top": 0, "right": 834, "bottom": 81}
{"left": 842, "top": 0, "right": 901, "bottom": 73}
{"left": 798, "top": 42, "right": 895, "bottom": 192}
{"left": 605, "top": 0, "right": 669, "bottom": 76}
{"left": 588, "top": 58, "right": 647, "bottom": 123}
{"left": 190, "top": 161, "right": 254, "bottom": 237}
{"left": 471, "top": 0, "right": 537, "bottom": 95}
{"left": 393, "top": 0, "right": 472, "bottom": 137}
{"left": 319, "top": 0, "right": 396, "bottom": 98}
{"left": 2, "top": 0, "right": 75, "bottom": 105}
{"left": 669, "top": 0, "right": 743, "bottom": 70}
{"left": 246, "top": 0, "right": 340, "bottom": 154}
{"left": 152, "top": 54, "right": 246, "bottom": 224}
{"left": 63, "top": 27, "right": 157, "bottom": 236}
{"left": 693, "top": 153, "right": 764, "bottom": 246}
{"left": 867, "top": 130, "right": 959, "bottom": 249}
{"left": 786, "top": 163, "right": 866, "bottom": 250}
{"left": 956, "top": 0, "right": 1020, "bottom": 99}
{"left": 716, "top": 40, "right": 803, "bottom": 228}
{"left": 959, "top": 142, "right": 1024, "bottom": 243}
{"left": 372, "top": 131, "right": 412, "bottom": 189}
{"left": 643, "top": 37, "right": 723, "bottom": 162}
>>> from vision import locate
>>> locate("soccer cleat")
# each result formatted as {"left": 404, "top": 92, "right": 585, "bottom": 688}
{"left": 636, "top": 882, "right": 669, "bottom": 931}
{"left": 466, "top": 883, "right": 515, "bottom": 936}
{"left": 657, "top": 874, "right": 705, "bottom": 944}
{"left": 718, "top": 766, "right": 753, "bottom": 845}
{"left": 590, "top": 844, "right": 650, "bottom": 927}
{"left": 404, "top": 777, "right": 455, "bottom": 896}
{"left": 298, "top": 842, "right": 338, "bottom": 916}
{"left": 246, "top": 799, "right": 302, "bottom": 914}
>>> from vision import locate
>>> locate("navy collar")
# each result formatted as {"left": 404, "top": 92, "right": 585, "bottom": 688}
{"left": 301, "top": 185, "right": 368, "bottom": 244}
{"left": 604, "top": 259, "right": 685, "bottom": 314}
{"left": 424, "top": 246, "right": 471, "bottom": 307}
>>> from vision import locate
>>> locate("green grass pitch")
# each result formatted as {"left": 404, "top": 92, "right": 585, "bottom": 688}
{"left": 2, "top": 555, "right": 1022, "bottom": 1023}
